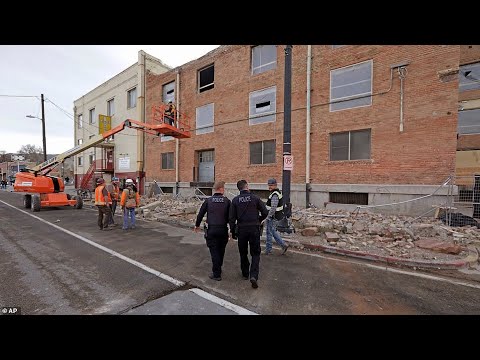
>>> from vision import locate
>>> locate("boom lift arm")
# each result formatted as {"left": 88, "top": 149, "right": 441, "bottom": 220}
{"left": 26, "top": 118, "right": 189, "bottom": 176}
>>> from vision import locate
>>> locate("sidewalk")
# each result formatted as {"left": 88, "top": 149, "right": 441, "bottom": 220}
{"left": 140, "top": 214, "right": 479, "bottom": 271}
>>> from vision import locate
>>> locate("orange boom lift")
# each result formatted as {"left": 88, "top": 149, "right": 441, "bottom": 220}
{"left": 14, "top": 116, "right": 190, "bottom": 211}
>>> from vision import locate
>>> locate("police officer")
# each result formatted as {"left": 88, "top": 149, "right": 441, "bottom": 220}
{"left": 229, "top": 179, "right": 268, "bottom": 289}
{"left": 194, "top": 181, "right": 231, "bottom": 281}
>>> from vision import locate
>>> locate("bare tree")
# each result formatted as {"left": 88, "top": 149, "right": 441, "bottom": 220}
{"left": 18, "top": 144, "right": 44, "bottom": 164}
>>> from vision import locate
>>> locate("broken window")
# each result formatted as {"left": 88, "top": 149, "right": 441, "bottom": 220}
{"left": 329, "top": 192, "right": 368, "bottom": 205}
{"left": 250, "top": 140, "right": 276, "bottom": 164}
{"left": 330, "top": 60, "right": 372, "bottom": 111}
{"left": 163, "top": 81, "right": 175, "bottom": 103}
{"left": 330, "top": 129, "right": 371, "bottom": 161}
{"left": 198, "top": 64, "right": 214, "bottom": 93}
{"left": 252, "top": 45, "right": 277, "bottom": 75}
{"left": 161, "top": 152, "right": 174, "bottom": 170}
{"left": 196, "top": 103, "right": 214, "bottom": 135}
{"left": 249, "top": 86, "right": 276, "bottom": 125}
{"left": 460, "top": 62, "right": 480, "bottom": 92}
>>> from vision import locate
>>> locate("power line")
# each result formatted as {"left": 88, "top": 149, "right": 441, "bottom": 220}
{"left": 0, "top": 94, "right": 38, "bottom": 98}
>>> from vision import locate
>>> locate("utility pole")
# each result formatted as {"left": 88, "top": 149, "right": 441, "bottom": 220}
{"left": 277, "top": 45, "right": 294, "bottom": 234}
{"left": 41, "top": 94, "right": 47, "bottom": 162}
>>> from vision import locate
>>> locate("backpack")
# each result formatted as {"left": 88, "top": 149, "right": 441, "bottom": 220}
{"left": 124, "top": 189, "right": 137, "bottom": 208}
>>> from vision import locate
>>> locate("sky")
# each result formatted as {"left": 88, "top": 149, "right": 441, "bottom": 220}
{"left": 0, "top": 45, "right": 219, "bottom": 155}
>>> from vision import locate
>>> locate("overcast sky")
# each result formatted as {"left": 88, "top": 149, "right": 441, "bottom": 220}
{"left": 0, "top": 45, "right": 219, "bottom": 155}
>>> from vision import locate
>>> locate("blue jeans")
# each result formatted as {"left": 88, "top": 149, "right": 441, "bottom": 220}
{"left": 265, "top": 218, "right": 286, "bottom": 252}
{"left": 123, "top": 207, "right": 136, "bottom": 229}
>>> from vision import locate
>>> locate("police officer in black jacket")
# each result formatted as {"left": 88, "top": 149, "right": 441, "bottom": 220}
{"left": 194, "top": 181, "right": 231, "bottom": 281}
{"left": 229, "top": 179, "right": 269, "bottom": 289}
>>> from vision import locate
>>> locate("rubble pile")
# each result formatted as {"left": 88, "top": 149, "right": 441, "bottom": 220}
{"left": 139, "top": 194, "right": 480, "bottom": 262}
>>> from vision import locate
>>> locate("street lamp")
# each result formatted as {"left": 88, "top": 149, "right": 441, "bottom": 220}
{"left": 26, "top": 94, "right": 47, "bottom": 162}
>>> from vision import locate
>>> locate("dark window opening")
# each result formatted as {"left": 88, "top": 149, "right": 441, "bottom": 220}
{"left": 199, "top": 188, "right": 212, "bottom": 196}
{"left": 329, "top": 192, "right": 368, "bottom": 205}
{"left": 161, "top": 152, "right": 174, "bottom": 170}
{"left": 256, "top": 101, "right": 270, "bottom": 109}
{"left": 199, "top": 65, "right": 214, "bottom": 93}
{"left": 167, "top": 89, "right": 174, "bottom": 94}
{"left": 160, "top": 187, "right": 174, "bottom": 194}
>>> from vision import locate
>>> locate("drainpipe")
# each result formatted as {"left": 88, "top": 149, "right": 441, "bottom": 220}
{"left": 137, "top": 51, "right": 146, "bottom": 194}
{"left": 306, "top": 45, "right": 312, "bottom": 208}
{"left": 175, "top": 70, "right": 180, "bottom": 195}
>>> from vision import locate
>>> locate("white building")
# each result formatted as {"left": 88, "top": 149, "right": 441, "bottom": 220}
{"left": 73, "top": 50, "right": 170, "bottom": 193}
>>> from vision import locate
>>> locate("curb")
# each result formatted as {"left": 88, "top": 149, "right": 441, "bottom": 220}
{"left": 139, "top": 211, "right": 480, "bottom": 270}
{"left": 298, "top": 241, "right": 479, "bottom": 270}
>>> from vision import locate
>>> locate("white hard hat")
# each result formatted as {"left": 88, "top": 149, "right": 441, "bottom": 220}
{"left": 126, "top": 178, "right": 134, "bottom": 184}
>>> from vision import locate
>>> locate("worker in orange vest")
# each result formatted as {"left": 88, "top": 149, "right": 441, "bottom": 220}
{"left": 106, "top": 176, "right": 121, "bottom": 226}
{"left": 94, "top": 178, "right": 112, "bottom": 231}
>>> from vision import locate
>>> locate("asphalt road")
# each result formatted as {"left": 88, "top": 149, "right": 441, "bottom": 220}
{"left": 1, "top": 188, "right": 480, "bottom": 315}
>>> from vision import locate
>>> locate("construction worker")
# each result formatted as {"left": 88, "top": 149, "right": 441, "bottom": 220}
{"left": 94, "top": 178, "right": 112, "bottom": 231}
{"left": 120, "top": 178, "right": 140, "bottom": 230}
{"left": 164, "top": 101, "right": 176, "bottom": 126}
{"left": 264, "top": 178, "right": 290, "bottom": 255}
{"left": 106, "top": 177, "right": 121, "bottom": 226}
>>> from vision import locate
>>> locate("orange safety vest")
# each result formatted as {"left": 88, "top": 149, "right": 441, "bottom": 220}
{"left": 107, "top": 183, "right": 120, "bottom": 201}
{"left": 95, "top": 185, "right": 112, "bottom": 206}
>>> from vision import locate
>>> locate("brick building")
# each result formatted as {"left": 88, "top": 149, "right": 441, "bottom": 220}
{"left": 144, "top": 45, "right": 462, "bottom": 215}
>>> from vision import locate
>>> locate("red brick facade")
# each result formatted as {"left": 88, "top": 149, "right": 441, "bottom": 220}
{"left": 145, "top": 45, "right": 460, "bottom": 189}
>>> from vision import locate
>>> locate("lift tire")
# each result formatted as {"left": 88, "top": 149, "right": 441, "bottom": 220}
{"left": 32, "top": 195, "right": 41, "bottom": 212}
{"left": 75, "top": 196, "right": 83, "bottom": 209}
{"left": 24, "top": 194, "right": 32, "bottom": 209}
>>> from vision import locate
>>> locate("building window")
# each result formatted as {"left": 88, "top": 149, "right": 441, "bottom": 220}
{"left": 161, "top": 152, "right": 174, "bottom": 169}
{"left": 252, "top": 45, "right": 277, "bottom": 75}
{"left": 89, "top": 108, "right": 96, "bottom": 124}
{"left": 196, "top": 103, "right": 214, "bottom": 135}
{"left": 78, "top": 114, "right": 83, "bottom": 129}
{"left": 163, "top": 81, "right": 175, "bottom": 103}
{"left": 249, "top": 86, "right": 276, "bottom": 125}
{"left": 198, "top": 64, "right": 214, "bottom": 93}
{"left": 329, "top": 192, "right": 368, "bottom": 205}
{"left": 77, "top": 139, "right": 83, "bottom": 145}
{"left": 250, "top": 140, "right": 276, "bottom": 164}
{"left": 330, "top": 60, "right": 372, "bottom": 112}
{"left": 460, "top": 62, "right": 480, "bottom": 92}
{"left": 107, "top": 98, "right": 115, "bottom": 116}
{"left": 77, "top": 156, "right": 83, "bottom": 166}
{"left": 330, "top": 129, "right": 371, "bottom": 161}
{"left": 89, "top": 154, "right": 95, "bottom": 165}
{"left": 458, "top": 109, "right": 480, "bottom": 134}
{"left": 127, "top": 87, "right": 137, "bottom": 109}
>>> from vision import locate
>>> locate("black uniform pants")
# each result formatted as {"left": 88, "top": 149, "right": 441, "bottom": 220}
{"left": 206, "top": 226, "right": 229, "bottom": 277}
{"left": 237, "top": 225, "right": 261, "bottom": 280}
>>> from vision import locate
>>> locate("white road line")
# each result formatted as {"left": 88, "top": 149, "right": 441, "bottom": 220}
{"left": 0, "top": 199, "right": 257, "bottom": 314}
{"left": 189, "top": 288, "right": 257, "bottom": 315}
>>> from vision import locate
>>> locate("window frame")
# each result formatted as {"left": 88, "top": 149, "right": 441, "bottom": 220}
{"left": 198, "top": 64, "right": 215, "bottom": 93}
{"left": 127, "top": 87, "right": 137, "bottom": 109}
{"left": 195, "top": 103, "right": 214, "bottom": 135}
{"left": 249, "top": 139, "right": 276, "bottom": 165}
{"left": 249, "top": 86, "right": 277, "bottom": 125}
{"left": 251, "top": 45, "right": 277, "bottom": 75}
{"left": 330, "top": 129, "right": 371, "bottom": 161}
{"left": 78, "top": 114, "right": 83, "bottom": 129}
{"left": 77, "top": 156, "right": 83, "bottom": 166}
{"left": 330, "top": 60, "right": 373, "bottom": 112}
{"left": 89, "top": 108, "right": 96, "bottom": 124}
{"left": 163, "top": 81, "right": 176, "bottom": 103}
{"left": 161, "top": 152, "right": 174, "bottom": 170}
{"left": 107, "top": 98, "right": 115, "bottom": 116}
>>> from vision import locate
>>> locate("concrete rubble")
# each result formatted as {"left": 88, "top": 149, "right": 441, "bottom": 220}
{"left": 138, "top": 194, "right": 480, "bottom": 265}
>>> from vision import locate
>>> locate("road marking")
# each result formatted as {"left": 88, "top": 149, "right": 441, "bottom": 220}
{"left": 0, "top": 199, "right": 257, "bottom": 314}
{"left": 189, "top": 288, "right": 257, "bottom": 315}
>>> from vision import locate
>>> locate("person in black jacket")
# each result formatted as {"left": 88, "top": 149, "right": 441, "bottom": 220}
{"left": 229, "top": 179, "right": 268, "bottom": 289}
{"left": 194, "top": 181, "right": 231, "bottom": 281}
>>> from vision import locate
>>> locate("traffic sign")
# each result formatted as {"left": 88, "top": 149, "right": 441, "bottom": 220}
{"left": 283, "top": 155, "right": 293, "bottom": 171}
